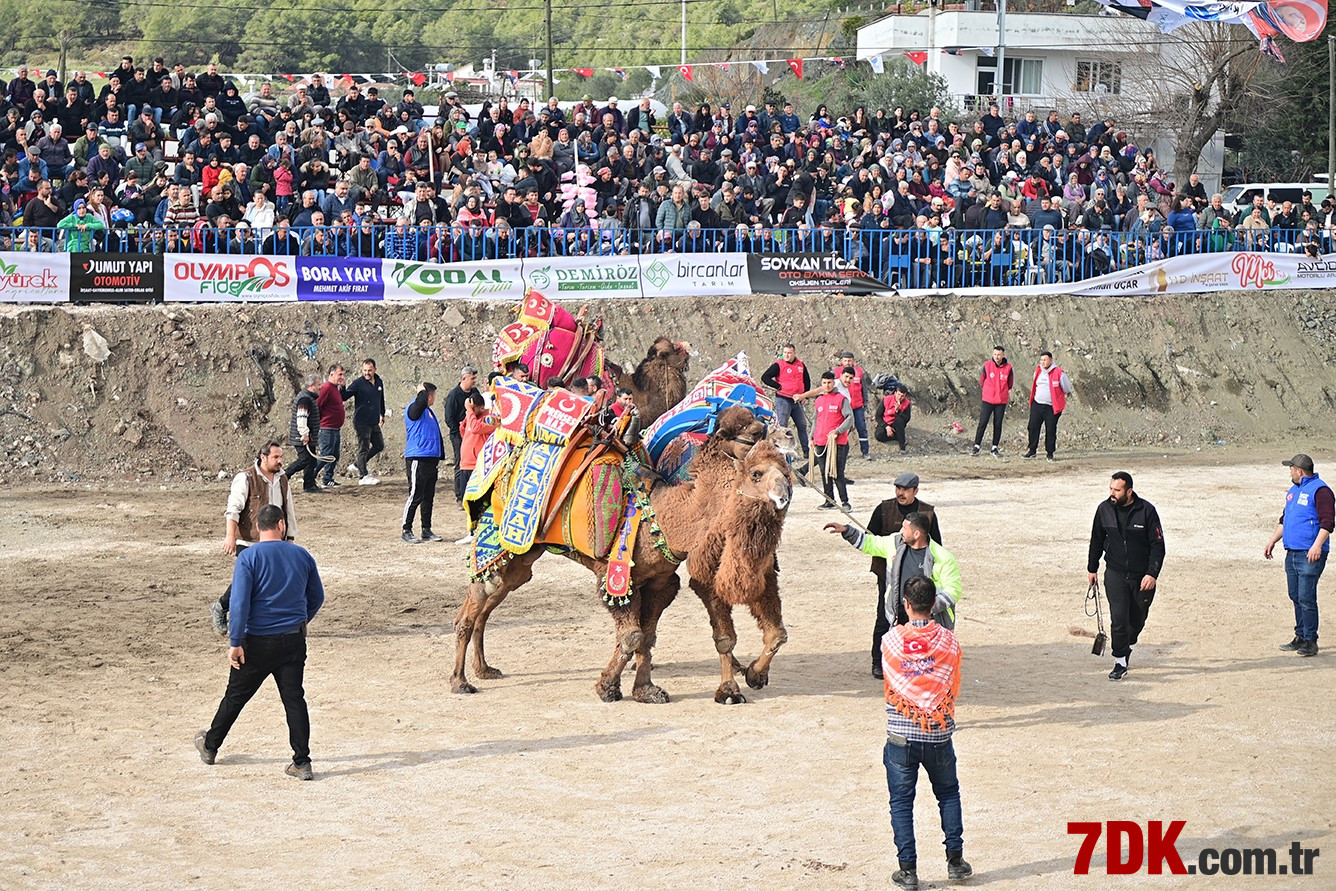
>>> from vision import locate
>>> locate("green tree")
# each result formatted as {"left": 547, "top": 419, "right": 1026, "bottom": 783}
{"left": 846, "top": 57, "right": 956, "bottom": 116}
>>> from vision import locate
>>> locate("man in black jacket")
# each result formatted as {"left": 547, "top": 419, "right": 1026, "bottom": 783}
{"left": 442, "top": 365, "right": 479, "bottom": 506}
{"left": 1088, "top": 471, "right": 1165, "bottom": 680}
{"left": 283, "top": 374, "right": 323, "bottom": 494}
{"left": 342, "top": 358, "right": 387, "bottom": 485}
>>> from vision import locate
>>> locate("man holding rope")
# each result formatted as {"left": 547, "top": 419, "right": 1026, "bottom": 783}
{"left": 812, "top": 370, "right": 853, "bottom": 513}
{"left": 283, "top": 373, "right": 324, "bottom": 495}
{"left": 827, "top": 512, "right": 962, "bottom": 633}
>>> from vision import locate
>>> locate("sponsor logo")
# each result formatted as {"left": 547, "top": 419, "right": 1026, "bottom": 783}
{"left": 528, "top": 263, "right": 639, "bottom": 292}
{"left": 650, "top": 258, "right": 745, "bottom": 290}
{"left": 758, "top": 252, "right": 861, "bottom": 273}
{"left": 1230, "top": 253, "right": 1289, "bottom": 290}
{"left": 0, "top": 257, "right": 61, "bottom": 293}
{"left": 645, "top": 260, "right": 671, "bottom": 289}
{"left": 79, "top": 257, "right": 156, "bottom": 289}
{"left": 1295, "top": 258, "right": 1336, "bottom": 281}
{"left": 173, "top": 257, "right": 292, "bottom": 297}
{"left": 389, "top": 262, "right": 514, "bottom": 297}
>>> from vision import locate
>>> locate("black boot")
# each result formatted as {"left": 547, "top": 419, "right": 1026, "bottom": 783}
{"left": 1280, "top": 635, "right": 1304, "bottom": 651}
{"left": 892, "top": 862, "right": 919, "bottom": 890}
{"left": 947, "top": 851, "right": 974, "bottom": 881}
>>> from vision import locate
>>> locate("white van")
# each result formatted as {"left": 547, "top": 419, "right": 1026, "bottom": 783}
{"left": 1221, "top": 182, "right": 1329, "bottom": 217}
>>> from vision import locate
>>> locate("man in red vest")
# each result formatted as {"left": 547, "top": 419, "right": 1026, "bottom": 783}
{"left": 835, "top": 349, "right": 873, "bottom": 459}
{"left": 971, "top": 346, "right": 1013, "bottom": 458}
{"left": 762, "top": 342, "right": 811, "bottom": 460}
{"left": 1023, "top": 351, "right": 1072, "bottom": 462}
{"left": 812, "top": 371, "right": 854, "bottom": 511}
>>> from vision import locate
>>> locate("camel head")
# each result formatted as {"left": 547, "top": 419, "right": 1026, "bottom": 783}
{"left": 734, "top": 439, "right": 793, "bottom": 512}
{"left": 645, "top": 337, "right": 691, "bottom": 375}
{"left": 712, "top": 405, "right": 769, "bottom": 461}
{"left": 766, "top": 424, "right": 802, "bottom": 465}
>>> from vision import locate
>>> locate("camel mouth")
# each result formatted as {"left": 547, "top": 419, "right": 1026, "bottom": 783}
{"left": 770, "top": 492, "right": 790, "bottom": 510}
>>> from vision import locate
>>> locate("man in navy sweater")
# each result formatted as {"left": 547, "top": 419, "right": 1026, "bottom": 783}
{"left": 196, "top": 504, "right": 325, "bottom": 780}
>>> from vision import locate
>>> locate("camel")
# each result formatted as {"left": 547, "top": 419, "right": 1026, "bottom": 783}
{"left": 452, "top": 406, "right": 793, "bottom": 704}
{"left": 614, "top": 337, "right": 691, "bottom": 426}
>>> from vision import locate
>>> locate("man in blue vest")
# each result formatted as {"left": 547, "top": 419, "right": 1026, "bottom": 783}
{"left": 402, "top": 382, "right": 445, "bottom": 544}
{"left": 1265, "top": 454, "right": 1332, "bottom": 657}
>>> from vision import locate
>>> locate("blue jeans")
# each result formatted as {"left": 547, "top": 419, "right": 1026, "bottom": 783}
{"left": 883, "top": 737, "right": 964, "bottom": 865}
{"left": 1285, "top": 549, "right": 1325, "bottom": 642}
{"left": 851, "top": 404, "right": 869, "bottom": 456}
{"left": 318, "top": 428, "right": 341, "bottom": 484}
{"left": 774, "top": 395, "right": 809, "bottom": 457}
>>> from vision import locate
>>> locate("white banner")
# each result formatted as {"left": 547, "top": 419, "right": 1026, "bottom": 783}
{"left": 381, "top": 258, "right": 526, "bottom": 301}
{"left": 523, "top": 255, "right": 644, "bottom": 297}
{"left": 0, "top": 252, "right": 69, "bottom": 303}
{"left": 163, "top": 254, "right": 298, "bottom": 302}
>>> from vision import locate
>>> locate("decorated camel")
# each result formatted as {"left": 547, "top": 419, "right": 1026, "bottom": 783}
{"left": 611, "top": 337, "right": 691, "bottom": 425}
{"left": 455, "top": 376, "right": 793, "bottom": 704}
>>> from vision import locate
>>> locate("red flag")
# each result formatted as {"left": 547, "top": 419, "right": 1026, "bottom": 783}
{"left": 94, "top": 71, "right": 106, "bottom": 78}
{"left": 720, "top": 63, "right": 729, "bottom": 72}
{"left": 832, "top": 56, "right": 846, "bottom": 70}
{"left": 905, "top": 52, "right": 927, "bottom": 66}
{"left": 678, "top": 64, "right": 693, "bottom": 81}
{"left": 445, "top": 71, "right": 455, "bottom": 82}
{"left": 573, "top": 67, "right": 594, "bottom": 78}
{"left": 338, "top": 73, "right": 354, "bottom": 88}
{"left": 410, "top": 72, "right": 427, "bottom": 86}
{"left": 787, "top": 58, "right": 803, "bottom": 78}
{"left": 280, "top": 73, "right": 295, "bottom": 82}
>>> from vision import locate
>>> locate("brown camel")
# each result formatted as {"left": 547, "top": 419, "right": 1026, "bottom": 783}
{"left": 451, "top": 406, "right": 792, "bottom": 704}
{"left": 615, "top": 338, "right": 690, "bottom": 426}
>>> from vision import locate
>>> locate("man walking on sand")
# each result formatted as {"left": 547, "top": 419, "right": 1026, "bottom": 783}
{"left": 196, "top": 504, "right": 324, "bottom": 780}
{"left": 1088, "top": 471, "right": 1165, "bottom": 680}
{"left": 315, "top": 364, "right": 346, "bottom": 489}
{"left": 342, "top": 358, "right": 387, "bottom": 485}
{"left": 1264, "top": 454, "right": 1331, "bottom": 657}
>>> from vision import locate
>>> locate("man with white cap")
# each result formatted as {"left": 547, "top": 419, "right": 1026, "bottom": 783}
{"left": 1265, "top": 454, "right": 1332, "bottom": 657}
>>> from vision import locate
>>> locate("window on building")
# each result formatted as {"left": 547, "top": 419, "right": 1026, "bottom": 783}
{"left": 976, "top": 57, "right": 1044, "bottom": 96}
{"left": 1075, "top": 60, "right": 1122, "bottom": 94}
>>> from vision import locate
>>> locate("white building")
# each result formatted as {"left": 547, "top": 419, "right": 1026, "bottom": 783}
{"left": 855, "top": 8, "right": 1226, "bottom": 188}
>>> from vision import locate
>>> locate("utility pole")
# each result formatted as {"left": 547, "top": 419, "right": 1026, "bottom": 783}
{"left": 681, "top": 0, "right": 688, "bottom": 65}
{"left": 996, "top": 0, "right": 1007, "bottom": 103}
{"left": 1328, "top": 35, "right": 1334, "bottom": 192}
{"left": 545, "top": 0, "right": 555, "bottom": 100}
{"left": 57, "top": 30, "right": 69, "bottom": 84}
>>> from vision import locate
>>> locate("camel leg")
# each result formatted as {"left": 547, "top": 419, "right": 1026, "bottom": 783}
{"left": 630, "top": 573, "right": 680, "bottom": 704}
{"left": 691, "top": 579, "right": 747, "bottom": 705}
{"left": 470, "top": 592, "right": 509, "bottom": 680}
{"left": 452, "top": 551, "right": 541, "bottom": 694}
{"left": 743, "top": 568, "right": 788, "bottom": 691}
{"left": 594, "top": 598, "right": 644, "bottom": 703}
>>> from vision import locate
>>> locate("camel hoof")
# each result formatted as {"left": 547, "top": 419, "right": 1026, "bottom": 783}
{"left": 596, "top": 684, "right": 623, "bottom": 703}
{"left": 744, "top": 664, "right": 770, "bottom": 690}
{"left": 714, "top": 684, "right": 747, "bottom": 705}
{"left": 451, "top": 680, "right": 478, "bottom": 695}
{"left": 475, "top": 666, "right": 505, "bottom": 680}
{"left": 633, "top": 684, "right": 671, "bottom": 704}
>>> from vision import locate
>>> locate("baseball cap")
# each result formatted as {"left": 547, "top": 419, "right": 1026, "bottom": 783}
{"left": 894, "top": 472, "right": 920, "bottom": 488}
{"left": 135, "top": 142, "right": 147, "bottom": 152}
{"left": 1283, "top": 454, "right": 1316, "bottom": 474}
{"left": 745, "top": 104, "right": 756, "bottom": 112}
{"left": 608, "top": 96, "right": 619, "bottom": 103}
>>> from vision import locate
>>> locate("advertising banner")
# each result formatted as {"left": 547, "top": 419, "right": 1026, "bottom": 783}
{"left": 523, "top": 255, "right": 643, "bottom": 296}
{"left": 163, "top": 254, "right": 297, "bottom": 302}
{"left": 70, "top": 253, "right": 163, "bottom": 303}
{"left": 0, "top": 251, "right": 70, "bottom": 303}
{"left": 296, "top": 256, "right": 383, "bottom": 301}
{"left": 639, "top": 252, "right": 751, "bottom": 298}
{"left": 382, "top": 258, "right": 526, "bottom": 301}
{"left": 747, "top": 252, "right": 892, "bottom": 295}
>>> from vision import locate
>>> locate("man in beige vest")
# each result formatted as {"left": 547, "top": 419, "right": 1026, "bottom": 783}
{"left": 209, "top": 440, "right": 299, "bottom": 633}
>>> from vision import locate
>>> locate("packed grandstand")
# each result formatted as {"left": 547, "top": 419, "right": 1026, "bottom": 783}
{"left": 2, "top": 58, "right": 1331, "bottom": 288}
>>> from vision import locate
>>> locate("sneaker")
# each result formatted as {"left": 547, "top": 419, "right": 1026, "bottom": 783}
{"left": 1022, "top": 450, "right": 1037, "bottom": 459}
{"left": 1297, "top": 640, "right": 1319, "bottom": 657}
{"left": 947, "top": 854, "right": 974, "bottom": 881}
{"left": 841, "top": 502, "right": 852, "bottom": 512}
{"left": 1046, "top": 454, "right": 1056, "bottom": 462}
{"left": 861, "top": 452, "right": 872, "bottom": 460}
{"left": 1108, "top": 662, "right": 1128, "bottom": 681}
{"left": 194, "top": 730, "right": 216, "bottom": 765}
{"left": 454, "top": 534, "right": 472, "bottom": 545}
{"left": 323, "top": 480, "right": 341, "bottom": 489}
{"left": 285, "top": 761, "right": 314, "bottom": 781}
{"left": 302, "top": 487, "right": 321, "bottom": 495}
{"left": 970, "top": 445, "right": 980, "bottom": 457}
{"left": 209, "top": 600, "right": 228, "bottom": 635}
{"left": 345, "top": 462, "right": 360, "bottom": 478}
{"left": 817, "top": 503, "right": 836, "bottom": 510}
{"left": 1280, "top": 635, "right": 1304, "bottom": 651}
{"left": 892, "top": 865, "right": 919, "bottom": 890}
{"left": 358, "top": 475, "right": 379, "bottom": 486}
{"left": 401, "top": 531, "right": 421, "bottom": 544}
{"left": 420, "top": 530, "right": 444, "bottom": 542}
{"left": 990, "top": 445, "right": 1001, "bottom": 458}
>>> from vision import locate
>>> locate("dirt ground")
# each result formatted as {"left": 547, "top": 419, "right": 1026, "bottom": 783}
{"left": 1, "top": 447, "right": 1332, "bottom": 889}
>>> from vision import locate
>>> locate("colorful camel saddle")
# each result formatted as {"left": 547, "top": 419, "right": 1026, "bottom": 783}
{"left": 643, "top": 356, "right": 776, "bottom": 466}
{"left": 493, "top": 289, "right": 606, "bottom": 389}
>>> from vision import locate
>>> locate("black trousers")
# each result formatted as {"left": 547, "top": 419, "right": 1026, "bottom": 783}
{"left": 874, "top": 414, "right": 909, "bottom": 450}
{"left": 1104, "top": 571, "right": 1156, "bottom": 659}
{"left": 1026, "top": 403, "right": 1061, "bottom": 456}
{"left": 217, "top": 542, "right": 250, "bottom": 611}
{"left": 204, "top": 631, "right": 310, "bottom": 765}
{"left": 974, "top": 402, "right": 1006, "bottom": 448}
{"left": 354, "top": 422, "right": 385, "bottom": 476}
{"left": 284, "top": 443, "right": 318, "bottom": 490}
{"left": 816, "top": 442, "right": 849, "bottom": 504}
{"left": 403, "top": 457, "right": 439, "bottom": 533}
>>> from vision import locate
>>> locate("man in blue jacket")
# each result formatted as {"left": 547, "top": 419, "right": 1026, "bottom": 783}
{"left": 402, "top": 382, "right": 445, "bottom": 544}
{"left": 1265, "top": 454, "right": 1332, "bottom": 657}
{"left": 196, "top": 504, "right": 325, "bottom": 780}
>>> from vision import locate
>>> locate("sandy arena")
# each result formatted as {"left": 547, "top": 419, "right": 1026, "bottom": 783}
{"left": 1, "top": 448, "right": 1332, "bottom": 889}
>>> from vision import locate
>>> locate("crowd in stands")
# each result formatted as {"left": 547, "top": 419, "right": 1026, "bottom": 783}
{"left": 1, "top": 55, "right": 1332, "bottom": 287}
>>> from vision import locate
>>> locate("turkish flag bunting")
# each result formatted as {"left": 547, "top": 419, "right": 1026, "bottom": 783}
{"left": 787, "top": 58, "right": 803, "bottom": 78}
{"left": 678, "top": 64, "right": 693, "bottom": 81}
{"left": 445, "top": 71, "right": 455, "bottom": 82}
{"left": 906, "top": 52, "right": 927, "bottom": 65}
{"left": 280, "top": 73, "right": 295, "bottom": 82}
{"left": 573, "top": 67, "right": 594, "bottom": 78}
{"left": 410, "top": 72, "right": 427, "bottom": 86}
{"left": 338, "top": 74, "right": 354, "bottom": 87}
